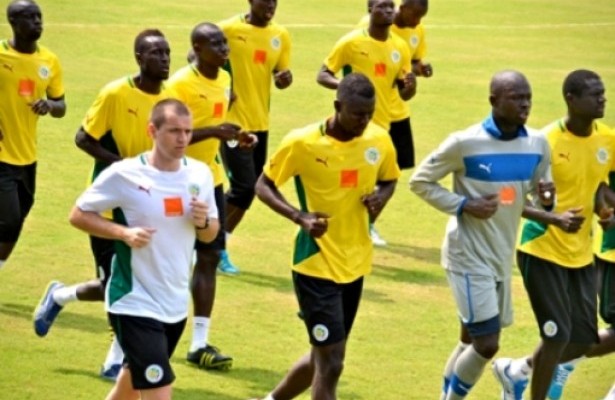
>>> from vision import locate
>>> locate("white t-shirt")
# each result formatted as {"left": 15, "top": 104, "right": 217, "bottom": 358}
{"left": 76, "top": 153, "right": 218, "bottom": 323}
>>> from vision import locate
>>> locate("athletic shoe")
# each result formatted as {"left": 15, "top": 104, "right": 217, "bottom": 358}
{"left": 603, "top": 384, "right": 615, "bottom": 400}
{"left": 187, "top": 344, "right": 233, "bottom": 371}
{"left": 492, "top": 358, "right": 529, "bottom": 400}
{"left": 370, "top": 225, "right": 387, "bottom": 247}
{"left": 547, "top": 363, "right": 575, "bottom": 400}
{"left": 33, "top": 281, "right": 64, "bottom": 337}
{"left": 217, "top": 250, "right": 240, "bottom": 275}
{"left": 99, "top": 364, "right": 122, "bottom": 382}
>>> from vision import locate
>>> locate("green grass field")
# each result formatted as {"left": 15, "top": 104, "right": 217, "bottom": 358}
{"left": 1, "top": 0, "right": 615, "bottom": 399}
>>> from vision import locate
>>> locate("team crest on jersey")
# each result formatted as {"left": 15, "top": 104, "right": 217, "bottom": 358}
{"left": 410, "top": 35, "right": 419, "bottom": 48}
{"left": 188, "top": 184, "right": 200, "bottom": 197}
{"left": 364, "top": 147, "right": 380, "bottom": 165}
{"left": 145, "top": 364, "right": 164, "bottom": 383}
{"left": 271, "top": 36, "right": 281, "bottom": 50}
{"left": 597, "top": 147, "right": 609, "bottom": 164}
{"left": 38, "top": 65, "right": 50, "bottom": 79}
{"left": 312, "top": 324, "right": 329, "bottom": 342}
{"left": 391, "top": 50, "right": 401, "bottom": 63}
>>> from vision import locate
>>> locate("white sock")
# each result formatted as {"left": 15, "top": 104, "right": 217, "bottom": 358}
{"left": 441, "top": 342, "right": 469, "bottom": 400}
{"left": 0, "top": 260, "right": 5, "bottom": 269}
{"left": 52, "top": 285, "right": 78, "bottom": 306}
{"left": 510, "top": 357, "right": 532, "bottom": 379}
{"left": 103, "top": 336, "right": 124, "bottom": 369}
{"left": 263, "top": 394, "right": 275, "bottom": 400}
{"left": 190, "top": 316, "right": 210, "bottom": 352}
{"left": 446, "top": 346, "right": 489, "bottom": 399}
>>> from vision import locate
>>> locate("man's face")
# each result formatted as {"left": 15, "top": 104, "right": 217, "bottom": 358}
{"left": 399, "top": 1, "right": 427, "bottom": 28}
{"left": 336, "top": 95, "right": 375, "bottom": 138}
{"left": 492, "top": 79, "right": 532, "bottom": 127}
{"left": 568, "top": 78, "right": 606, "bottom": 120}
{"left": 9, "top": 2, "right": 43, "bottom": 42}
{"left": 370, "top": 0, "right": 395, "bottom": 27}
{"left": 196, "top": 28, "right": 229, "bottom": 68}
{"left": 249, "top": 0, "right": 277, "bottom": 23}
{"left": 138, "top": 36, "right": 171, "bottom": 81}
{"left": 151, "top": 111, "right": 193, "bottom": 161}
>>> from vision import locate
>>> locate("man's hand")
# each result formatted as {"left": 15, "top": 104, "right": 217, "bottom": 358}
{"left": 553, "top": 206, "right": 585, "bottom": 233}
{"left": 294, "top": 211, "right": 330, "bottom": 238}
{"left": 462, "top": 193, "right": 499, "bottom": 219}
{"left": 537, "top": 179, "right": 555, "bottom": 207}
{"left": 190, "top": 197, "right": 209, "bottom": 229}
{"left": 122, "top": 227, "right": 156, "bottom": 248}
{"left": 274, "top": 70, "right": 293, "bottom": 89}
{"left": 30, "top": 99, "right": 52, "bottom": 116}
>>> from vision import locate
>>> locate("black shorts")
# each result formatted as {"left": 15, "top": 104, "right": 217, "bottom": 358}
{"left": 388, "top": 118, "right": 415, "bottom": 170}
{"left": 89, "top": 235, "right": 115, "bottom": 286}
{"left": 220, "top": 130, "right": 268, "bottom": 210}
{"left": 0, "top": 162, "right": 36, "bottom": 242}
{"left": 109, "top": 313, "right": 186, "bottom": 390}
{"left": 517, "top": 251, "right": 598, "bottom": 344}
{"left": 293, "top": 271, "right": 363, "bottom": 347}
{"left": 194, "top": 184, "right": 225, "bottom": 252}
{"left": 595, "top": 256, "right": 615, "bottom": 326}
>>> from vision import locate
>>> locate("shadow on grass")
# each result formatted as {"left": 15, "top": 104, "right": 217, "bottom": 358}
{"left": 370, "top": 263, "right": 446, "bottom": 286}
{"left": 0, "top": 302, "right": 107, "bottom": 333}
{"left": 381, "top": 242, "right": 441, "bottom": 264}
{"left": 234, "top": 270, "right": 294, "bottom": 293}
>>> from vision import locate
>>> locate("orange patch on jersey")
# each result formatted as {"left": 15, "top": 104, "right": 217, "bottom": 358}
{"left": 164, "top": 197, "right": 184, "bottom": 217}
{"left": 213, "top": 102, "right": 224, "bottom": 118}
{"left": 499, "top": 186, "right": 516, "bottom": 206}
{"left": 340, "top": 170, "right": 359, "bottom": 188}
{"left": 18, "top": 79, "right": 35, "bottom": 97}
{"left": 253, "top": 50, "right": 267, "bottom": 64}
{"left": 374, "top": 63, "right": 386, "bottom": 77}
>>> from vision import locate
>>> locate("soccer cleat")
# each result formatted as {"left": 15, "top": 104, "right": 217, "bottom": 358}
{"left": 187, "top": 344, "right": 233, "bottom": 371}
{"left": 547, "top": 363, "right": 575, "bottom": 400}
{"left": 605, "top": 384, "right": 615, "bottom": 400}
{"left": 492, "top": 358, "right": 529, "bottom": 400}
{"left": 369, "top": 225, "right": 387, "bottom": 247}
{"left": 33, "top": 281, "right": 65, "bottom": 337}
{"left": 99, "top": 364, "right": 122, "bottom": 382}
{"left": 217, "top": 250, "right": 240, "bottom": 275}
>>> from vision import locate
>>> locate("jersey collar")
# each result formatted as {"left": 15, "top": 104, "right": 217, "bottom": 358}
{"left": 482, "top": 114, "right": 527, "bottom": 139}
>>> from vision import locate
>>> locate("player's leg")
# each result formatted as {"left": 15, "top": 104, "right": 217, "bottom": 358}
{"left": 187, "top": 185, "right": 232, "bottom": 370}
{"left": 440, "top": 325, "right": 470, "bottom": 400}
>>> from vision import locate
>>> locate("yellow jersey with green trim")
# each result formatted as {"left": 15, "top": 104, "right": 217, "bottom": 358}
{"left": 519, "top": 120, "right": 615, "bottom": 267}
{"left": 219, "top": 14, "right": 291, "bottom": 131}
{"left": 0, "top": 40, "right": 64, "bottom": 165}
{"left": 263, "top": 120, "right": 401, "bottom": 283}
{"left": 356, "top": 16, "right": 427, "bottom": 121}
{"left": 323, "top": 29, "right": 411, "bottom": 129}
{"left": 167, "top": 65, "right": 231, "bottom": 187}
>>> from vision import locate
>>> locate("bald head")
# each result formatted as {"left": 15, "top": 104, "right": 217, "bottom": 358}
{"left": 490, "top": 70, "right": 530, "bottom": 97}
{"left": 191, "top": 22, "right": 220, "bottom": 45}
{"left": 7, "top": 0, "right": 37, "bottom": 20}
{"left": 489, "top": 70, "right": 532, "bottom": 131}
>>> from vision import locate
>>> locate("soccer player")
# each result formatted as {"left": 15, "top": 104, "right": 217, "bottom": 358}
{"left": 0, "top": 0, "right": 65, "bottom": 268}
{"left": 69, "top": 99, "right": 219, "bottom": 400}
{"left": 317, "top": 0, "right": 415, "bottom": 247}
{"left": 410, "top": 70, "right": 553, "bottom": 400}
{"left": 493, "top": 69, "right": 614, "bottom": 400}
{"left": 32, "top": 29, "right": 170, "bottom": 380}
{"left": 168, "top": 22, "right": 253, "bottom": 371}
{"left": 217, "top": 0, "right": 293, "bottom": 274}
{"left": 252, "top": 73, "right": 400, "bottom": 400}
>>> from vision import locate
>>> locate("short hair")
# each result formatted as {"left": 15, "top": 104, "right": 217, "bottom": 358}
{"left": 563, "top": 69, "right": 601, "bottom": 97}
{"left": 337, "top": 73, "right": 375, "bottom": 102}
{"left": 401, "top": 0, "right": 428, "bottom": 7}
{"left": 134, "top": 29, "right": 165, "bottom": 54}
{"left": 150, "top": 99, "right": 191, "bottom": 129}
{"left": 7, "top": 0, "right": 37, "bottom": 22}
{"left": 191, "top": 22, "right": 218, "bottom": 44}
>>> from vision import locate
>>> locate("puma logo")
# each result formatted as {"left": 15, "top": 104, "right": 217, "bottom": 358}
{"left": 558, "top": 152, "right": 570, "bottom": 161}
{"left": 2, "top": 63, "right": 13, "bottom": 72}
{"left": 478, "top": 163, "right": 492, "bottom": 174}
{"left": 128, "top": 108, "right": 138, "bottom": 117}
{"left": 137, "top": 185, "right": 151, "bottom": 195}
{"left": 199, "top": 94, "right": 207, "bottom": 100}
{"left": 359, "top": 51, "right": 369, "bottom": 57}
{"left": 236, "top": 35, "right": 247, "bottom": 43}
{"left": 315, "top": 157, "right": 329, "bottom": 167}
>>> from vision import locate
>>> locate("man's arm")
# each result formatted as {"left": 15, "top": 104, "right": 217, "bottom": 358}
{"left": 361, "top": 179, "right": 397, "bottom": 221}
{"left": 75, "top": 128, "right": 122, "bottom": 164}
{"left": 522, "top": 203, "right": 585, "bottom": 233}
{"left": 255, "top": 173, "right": 329, "bottom": 238}
{"left": 397, "top": 72, "right": 417, "bottom": 101}
{"left": 316, "top": 66, "right": 340, "bottom": 90}
{"left": 31, "top": 95, "right": 66, "bottom": 118}
{"left": 274, "top": 69, "right": 293, "bottom": 89}
{"left": 69, "top": 206, "right": 155, "bottom": 248}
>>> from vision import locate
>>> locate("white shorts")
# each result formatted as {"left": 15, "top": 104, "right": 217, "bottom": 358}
{"left": 446, "top": 270, "right": 513, "bottom": 328}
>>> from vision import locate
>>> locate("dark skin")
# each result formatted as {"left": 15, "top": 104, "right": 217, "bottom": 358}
{"left": 246, "top": 0, "right": 292, "bottom": 89}
{"left": 69, "top": 34, "right": 170, "bottom": 301}
{"left": 0, "top": 0, "right": 66, "bottom": 262}
{"left": 520, "top": 76, "right": 608, "bottom": 400}
{"left": 317, "top": 0, "right": 416, "bottom": 100}
{"left": 255, "top": 90, "right": 397, "bottom": 400}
